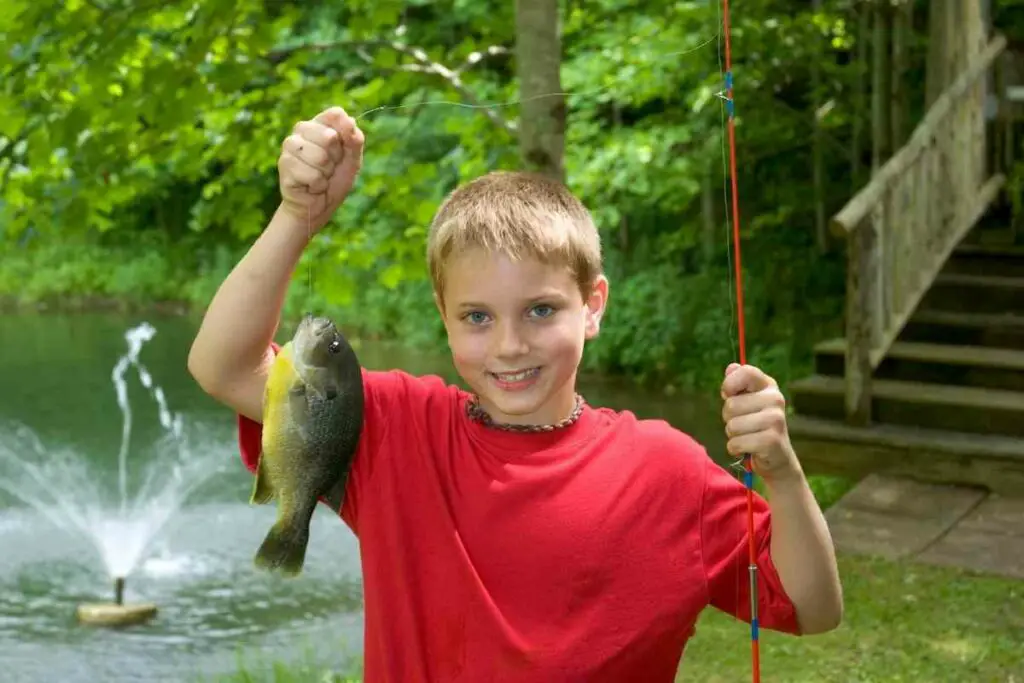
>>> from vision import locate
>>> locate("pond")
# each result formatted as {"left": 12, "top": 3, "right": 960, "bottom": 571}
{"left": 0, "top": 310, "right": 728, "bottom": 682}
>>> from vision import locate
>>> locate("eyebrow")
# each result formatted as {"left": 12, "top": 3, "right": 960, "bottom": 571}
{"left": 456, "top": 291, "right": 570, "bottom": 310}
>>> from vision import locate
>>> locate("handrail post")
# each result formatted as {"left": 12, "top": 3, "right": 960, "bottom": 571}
{"left": 844, "top": 215, "right": 877, "bottom": 427}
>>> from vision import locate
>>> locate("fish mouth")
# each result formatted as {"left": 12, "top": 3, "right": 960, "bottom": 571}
{"left": 298, "top": 313, "right": 337, "bottom": 337}
{"left": 293, "top": 315, "right": 341, "bottom": 366}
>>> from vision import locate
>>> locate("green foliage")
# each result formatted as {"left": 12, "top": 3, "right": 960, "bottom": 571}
{"left": 1, "top": 0, "right": 966, "bottom": 392}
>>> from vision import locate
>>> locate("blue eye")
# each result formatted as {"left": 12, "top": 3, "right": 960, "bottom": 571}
{"left": 530, "top": 304, "right": 555, "bottom": 318}
{"left": 464, "top": 311, "right": 489, "bottom": 325}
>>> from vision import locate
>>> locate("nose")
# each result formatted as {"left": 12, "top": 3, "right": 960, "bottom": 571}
{"left": 494, "top": 319, "right": 529, "bottom": 359}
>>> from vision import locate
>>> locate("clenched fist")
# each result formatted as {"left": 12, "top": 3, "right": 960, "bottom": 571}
{"left": 277, "top": 106, "right": 365, "bottom": 232}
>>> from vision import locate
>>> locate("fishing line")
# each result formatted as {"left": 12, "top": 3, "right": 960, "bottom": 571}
{"left": 349, "top": 35, "right": 722, "bottom": 123}
{"left": 717, "top": 0, "right": 761, "bottom": 678}
{"left": 303, "top": 25, "right": 733, "bottom": 334}
{"left": 297, "top": 13, "right": 759, "bottom": 679}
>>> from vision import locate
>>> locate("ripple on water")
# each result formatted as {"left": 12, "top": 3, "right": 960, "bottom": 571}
{"left": 0, "top": 501, "right": 365, "bottom": 682}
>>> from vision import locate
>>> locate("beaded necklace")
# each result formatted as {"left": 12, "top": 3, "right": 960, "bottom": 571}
{"left": 465, "top": 393, "right": 585, "bottom": 433}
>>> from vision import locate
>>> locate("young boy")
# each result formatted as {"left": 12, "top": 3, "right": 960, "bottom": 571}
{"left": 188, "top": 106, "right": 842, "bottom": 681}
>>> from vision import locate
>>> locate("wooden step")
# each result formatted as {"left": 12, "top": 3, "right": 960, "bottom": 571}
{"left": 788, "top": 414, "right": 1024, "bottom": 495}
{"left": 900, "top": 309, "right": 1024, "bottom": 348}
{"left": 788, "top": 374, "right": 1024, "bottom": 437}
{"left": 921, "top": 273, "right": 1024, "bottom": 315}
{"left": 946, "top": 243, "right": 1024, "bottom": 277}
{"left": 813, "top": 338, "right": 1024, "bottom": 391}
{"left": 954, "top": 243, "right": 1024, "bottom": 258}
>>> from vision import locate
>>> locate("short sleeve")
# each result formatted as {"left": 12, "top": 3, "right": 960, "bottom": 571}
{"left": 700, "top": 457, "right": 801, "bottom": 635}
{"left": 236, "top": 343, "right": 417, "bottom": 536}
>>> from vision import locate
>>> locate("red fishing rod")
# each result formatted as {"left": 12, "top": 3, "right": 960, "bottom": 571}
{"left": 720, "top": 0, "right": 760, "bottom": 680}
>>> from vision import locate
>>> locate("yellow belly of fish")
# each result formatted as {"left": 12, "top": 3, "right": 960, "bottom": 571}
{"left": 263, "top": 342, "right": 297, "bottom": 446}
{"left": 260, "top": 343, "right": 306, "bottom": 490}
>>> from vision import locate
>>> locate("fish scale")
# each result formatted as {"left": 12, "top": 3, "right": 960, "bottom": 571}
{"left": 250, "top": 315, "right": 364, "bottom": 576}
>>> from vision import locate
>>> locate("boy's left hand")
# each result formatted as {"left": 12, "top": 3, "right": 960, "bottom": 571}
{"left": 720, "top": 363, "right": 801, "bottom": 482}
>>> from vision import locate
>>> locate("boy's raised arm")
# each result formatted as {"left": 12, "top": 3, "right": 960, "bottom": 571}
{"left": 187, "top": 107, "right": 365, "bottom": 422}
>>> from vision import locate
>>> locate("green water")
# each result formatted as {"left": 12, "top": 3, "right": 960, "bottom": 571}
{"left": 0, "top": 311, "right": 727, "bottom": 682}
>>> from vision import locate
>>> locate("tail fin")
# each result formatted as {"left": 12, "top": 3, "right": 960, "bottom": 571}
{"left": 253, "top": 518, "right": 310, "bottom": 577}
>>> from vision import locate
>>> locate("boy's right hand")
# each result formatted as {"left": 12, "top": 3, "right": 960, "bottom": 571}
{"left": 277, "top": 106, "right": 365, "bottom": 232}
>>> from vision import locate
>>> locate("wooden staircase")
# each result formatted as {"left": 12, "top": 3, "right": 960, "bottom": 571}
{"left": 789, "top": 241, "right": 1024, "bottom": 495}
{"left": 786, "top": 32, "right": 1024, "bottom": 496}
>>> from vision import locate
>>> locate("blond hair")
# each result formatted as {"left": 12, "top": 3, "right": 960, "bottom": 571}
{"left": 427, "top": 170, "right": 602, "bottom": 300}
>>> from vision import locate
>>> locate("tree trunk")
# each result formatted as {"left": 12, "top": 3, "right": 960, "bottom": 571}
{"left": 515, "top": 0, "right": 565, "bottom": 181}
{"left": 890, "top": 0, "right": 912, "bottom": 148}
{"left": 851, "top": 0, "right": 870, "bottom": 190}
{"left": 871, "top": 0, "right": 892, "bottom": 173}
{"left": 812, "top": 0, "right": 826, "bottom": 253}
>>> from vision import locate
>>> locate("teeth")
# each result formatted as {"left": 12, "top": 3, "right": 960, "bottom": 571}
{"left": 494, "top": 368, "right": 538, "bottom": 382}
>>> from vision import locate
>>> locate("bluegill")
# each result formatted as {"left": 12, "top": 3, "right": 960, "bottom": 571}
{"left": 251, "top": 314, "right": 363, "bottom": 576}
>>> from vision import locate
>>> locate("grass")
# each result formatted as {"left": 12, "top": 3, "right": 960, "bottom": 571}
{"left": 206, "top": 552, "right": 1024, "bottom": 683}
{"left": 678, "top": 553, "right": 1024, "bottom": 682}
{"left": 199, "top": 644, "right": 363, "bottom": 683}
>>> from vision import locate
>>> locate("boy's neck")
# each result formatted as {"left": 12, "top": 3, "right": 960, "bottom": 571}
{"left": 466, "top": 394, "right": 585, "bottom": 433}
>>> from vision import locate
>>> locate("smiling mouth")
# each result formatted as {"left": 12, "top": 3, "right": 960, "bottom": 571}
{"left": 490, "top": 367, "right": 540, "bottom": 382}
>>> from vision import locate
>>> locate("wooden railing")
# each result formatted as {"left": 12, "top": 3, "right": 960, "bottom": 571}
{"left": 831, "top": 34, "right": 1009, "bottom": 427}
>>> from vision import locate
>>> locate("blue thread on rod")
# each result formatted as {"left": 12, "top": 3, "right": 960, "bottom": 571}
{"left": 725, "top": 71, "right": 733, "bottom": 89}
{"left": 751, "top": 617, "right": 759, "bottom": 641}
{"left": 743, "top": 469, "right": 753, "bottom": 489}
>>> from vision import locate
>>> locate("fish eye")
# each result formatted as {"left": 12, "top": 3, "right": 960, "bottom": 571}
{"left": 328, "top": 340, "right": 341, "bottom": 354}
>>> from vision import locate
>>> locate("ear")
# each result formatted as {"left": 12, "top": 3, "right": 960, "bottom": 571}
{"left": 583, "top": 275, "right": 609, "bottom": 340}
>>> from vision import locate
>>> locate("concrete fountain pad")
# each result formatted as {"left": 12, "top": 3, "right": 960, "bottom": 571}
{"left": 76, "top": 602, "right": 158, "bottom": 627}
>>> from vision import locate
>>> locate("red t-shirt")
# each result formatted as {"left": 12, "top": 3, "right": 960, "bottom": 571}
{"left": 237, "top": 362, "right": 799, "bottom": 682}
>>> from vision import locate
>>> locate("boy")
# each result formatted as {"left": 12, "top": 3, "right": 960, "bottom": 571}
{"left": 188, "top": 106, "right": 842, "bottom": 681}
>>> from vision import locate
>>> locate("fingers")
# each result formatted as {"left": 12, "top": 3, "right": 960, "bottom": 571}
{"left": 279, "top": 153, "right": 329, "bottom": 193}
{"left": 314, "top": 106, "right": 356, "bottom": 136}
{"left": 721, "top": 386, "right": 785, "bottom": 423}
{"left": 726, "top": 432, "right": 781, "bottom": 460}
{"left": 277, "top": 107, "right": 364, "bottom": 219}
{"left": 278, "top": 121, "right": 341, "bottom": 193}
{"left": 289, "top": 120, "right": 342, "bottom": 167}
{"left": 720, "top": 363, "right": 776, "bottom": 398}
{"left": 283, "top": 131, "right": 334, "bottom": 168}
{"left": 314, "top": 106, "right": 363, "bottom": 155}
{"left": 724, "top": 409, "right": 786, "bottom": 440}
{"left": 279, "top": 106, "right": 363, "bottom": 184}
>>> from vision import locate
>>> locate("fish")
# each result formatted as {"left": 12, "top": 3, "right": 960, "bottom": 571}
{"left": 250, "top": 313, "right": 364, "bottom": 576}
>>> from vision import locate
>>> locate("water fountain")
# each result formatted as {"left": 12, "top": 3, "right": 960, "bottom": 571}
{"left": 0, "top": 322, "right": 230, "bottom": 627}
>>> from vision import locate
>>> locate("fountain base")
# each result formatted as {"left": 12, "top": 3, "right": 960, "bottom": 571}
{"left": 75, "top": 576, "right": 156, "bottom": 627}
{"left": 76, "top": 601, "right": 158, "bottom": 627}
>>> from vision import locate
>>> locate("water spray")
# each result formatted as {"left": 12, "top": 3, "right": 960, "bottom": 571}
{"left": 0, "top": 322, "right": 230, "bottom": 628}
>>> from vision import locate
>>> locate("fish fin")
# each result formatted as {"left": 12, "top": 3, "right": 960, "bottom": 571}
{"left": 249, "top": 454, "right": 275, "bottom": 505}
{"left": 323, "top": 473, "right": 349, "bottom": 512}
{"left": 253, "top": 517, "right": 310, "bottom": 577}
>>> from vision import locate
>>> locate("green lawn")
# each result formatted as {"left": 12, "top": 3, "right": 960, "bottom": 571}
{"left": 678, "top": 554, "right": 1024, "bottom": 682}
{"left": 208, "top": 553, "right": 1024, "bottom": 683}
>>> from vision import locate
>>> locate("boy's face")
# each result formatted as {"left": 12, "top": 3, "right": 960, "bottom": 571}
{"left": 437, "top": 247, "right": 608, "bottom": 426}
